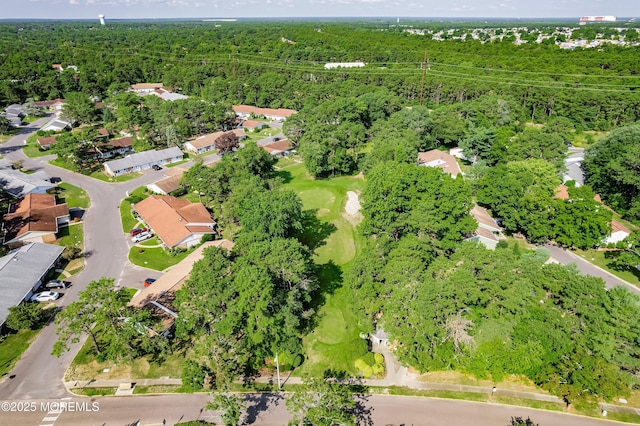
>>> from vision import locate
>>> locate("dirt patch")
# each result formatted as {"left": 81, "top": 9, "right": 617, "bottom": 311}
{"left": 66, "top": 360, "right": 133, "bottom": 381}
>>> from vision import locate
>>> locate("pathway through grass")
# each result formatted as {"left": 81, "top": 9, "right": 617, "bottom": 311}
{"left": 280, "top": 163, "right": 369, "bottom": 376}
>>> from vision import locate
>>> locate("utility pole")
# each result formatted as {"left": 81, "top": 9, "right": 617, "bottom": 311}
{"left": 275, "top": 352, "right": 281, "bottom": 390}
{"left": 419, "top": 50, "right": 428, "bottom": 106}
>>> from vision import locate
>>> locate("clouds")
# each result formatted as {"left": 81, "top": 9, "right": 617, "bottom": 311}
{"left": 5, "top": 0, "right": 639, "bottom": 19}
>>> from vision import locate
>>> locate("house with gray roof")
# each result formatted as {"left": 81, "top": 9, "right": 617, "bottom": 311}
{"left": 0, "top": 159, "right": 55, "bottom": 198}
{"left": 0, "top": 243, "right": 64, "bottom": 326}
{"left": 103, "top": 147, "right": 183, "bottom": 177}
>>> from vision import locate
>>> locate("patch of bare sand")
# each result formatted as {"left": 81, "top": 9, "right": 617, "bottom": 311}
{"left": 345, "top": 191, "right": 361, "bottom": 215}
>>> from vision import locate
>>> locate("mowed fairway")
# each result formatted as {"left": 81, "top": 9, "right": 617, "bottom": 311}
{"left": 280, "top": 162, "right": 370, "bottom": 376}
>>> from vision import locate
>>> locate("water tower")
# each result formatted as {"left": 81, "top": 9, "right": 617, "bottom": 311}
{"left": 99, "top": 14, "right": 106, "bottom": 25}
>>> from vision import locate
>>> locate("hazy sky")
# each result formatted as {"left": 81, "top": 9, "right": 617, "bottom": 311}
{"left": 2, "top": 0, "right": 636, "bottom": 20}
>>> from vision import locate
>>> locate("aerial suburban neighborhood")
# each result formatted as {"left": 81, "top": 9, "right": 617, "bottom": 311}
{"left": 0, "top": 14, "right": 640, "bottom": 426}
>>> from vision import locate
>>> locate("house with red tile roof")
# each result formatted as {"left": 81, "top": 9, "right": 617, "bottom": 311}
{"left": 91, "top": 136, "right": 134, "bottom": 159}
{"left": 241, "top": 119, "right": 265, "bottom": 132}
{"left": 37, "top": 136, "right": 58, "bottom": 150}
{"left": 183, "top": 129, "right": 245, "bottom": 155}
{"left": 133, "top": 195, "right": 216, "bottom": 249}
{"left": 417, "top": 150, "right": 462, "bottom": 177}
{"left": 2, "top": 193, "right": 70, "bottom": 248}
{"left": 262, "top": 139, "right": 293, "bottom": 157}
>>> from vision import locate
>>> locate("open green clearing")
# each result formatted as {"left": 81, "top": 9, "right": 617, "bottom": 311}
{"left": 23, "top": 142, "right": 52, "bottom": 158}
{"left": 279, "top": 162, "right": 369, "bottom": 377}
{"left": 129, "top": 244, "right": 190, "bottom": 271}
{"left": 57, "top": 182, "right": 90, "bottom": 209}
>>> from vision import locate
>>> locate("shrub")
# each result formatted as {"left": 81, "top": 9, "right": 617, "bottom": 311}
{"left": 6, "top": 303, "right": 46, "bottom": 331}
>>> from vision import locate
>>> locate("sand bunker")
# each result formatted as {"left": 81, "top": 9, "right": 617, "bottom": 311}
{"left": 345, "top": 191, "right": 361, "bottom": 215}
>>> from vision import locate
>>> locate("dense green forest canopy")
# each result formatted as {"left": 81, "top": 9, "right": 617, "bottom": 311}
{"left": 2, "top": 21, "right": 640, "bottom": 131}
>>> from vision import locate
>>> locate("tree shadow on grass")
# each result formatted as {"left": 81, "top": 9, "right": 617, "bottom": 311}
{"left": 297, "top": 209, "right": 337, "bottom": 252}
{"left": 603, "top": 249, "right": 640, "bottom": 280}
{"left": 273, "top": 169, "right": 292, "bottom": 184}
{"left": 305, "top": 261, "right": 343, "bottom": 332}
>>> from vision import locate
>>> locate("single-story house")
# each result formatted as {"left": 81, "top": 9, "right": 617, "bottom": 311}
{"left": 91, "top": 136, "right": 134, "bottom": 159}
{"left": 34, "top": 98, "right": 65, "bottom": 111}
{"left": 37, "top": 136, "right": 58, "bottom": 150}
{"left": 232, "top": 105, "right": 297, "bottom": 121}
{"left": 241, "top": 120, "right": 265, "bottom": 132}
{"left": 0, "top": 242, "right": 64, "bottom": 326}
{"left": 133, "top": 195, "right": 216, "bottom": 249}
{"left": 262, "top": 139, "right": 293, "bottom": 157}
{"left": 147, "top": 174, "right": 183, "bottom": 196}
{"left": 128, "top": 240, "right": 233, "bottom": 337}
{"left": 604, "top": 220, "right": 631, "bottom": 245}
{"left": 130, "top": 83, "right": 164, "bottom": 94}
{"left": 0, "top": 159, "right": 55, "bottom": 198}
{"left": 154, "top": 88, "right": 189, "bottom": 101}
{"left": 370, "top": 327, "right": 390, "bottom": 346}
{"left": 103, "top": 147, "right": 183, "bottom": 177}
{"left": 417, "top": 150, "right": 462, "bottom": 177}
{"left": 41, "top": 117, "right": 74, "bottom": 132}
{"left": 4, "top": 104, "right": 24, "bottom": 126}
{"left": 324, "top": 62, "right": 366, "bottom": 69}
{"left": 2, "top": 193, "right": 69, "bottom": 248}
{"left": 183, "top": 129, "right": 245, "bottom": 155}
{"left": 464, "top": 205, "right": 504, "bottom": 250}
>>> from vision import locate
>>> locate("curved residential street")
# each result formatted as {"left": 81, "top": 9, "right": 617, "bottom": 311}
{"left": 0, "top": 119, "right": 168, "bottom": 400}
{"left": 0, "top": 121, "right": 637, "bottom": 423}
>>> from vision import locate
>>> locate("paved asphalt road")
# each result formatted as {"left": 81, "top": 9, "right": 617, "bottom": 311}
{"left": 544, "top": 243, "right": 640, "bottom": 297}
{"left": 0, "top": 394, "right": 628, "bottom": 426}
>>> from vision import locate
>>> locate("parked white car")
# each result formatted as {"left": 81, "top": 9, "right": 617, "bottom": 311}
{"left": 132, "top": 231, "right": 153, "bottom": 243}
{"left": 31, "top": 291, "right": 60, "bottom": 302}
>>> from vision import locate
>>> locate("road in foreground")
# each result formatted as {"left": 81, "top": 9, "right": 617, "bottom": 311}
{"left": 0, "top": 394, "right": 627, "bottom": 426}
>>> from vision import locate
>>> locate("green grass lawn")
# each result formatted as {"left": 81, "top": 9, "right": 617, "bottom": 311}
{"left": 128, "top": 245, "right": 190, "bottom": 271}
{"left": 57, "top": 182, "right": 90, "bottom": 209}
{"left": 280, "top": 164, "right": 370, "bottom": 376}
{"left": 0, "top": 329, "right": 41, "bottom": 377}
{"left": 120, "top": 187, "right": 149, "bottom": 232}
{"left": 89, "top": 170, "right": 141, "bottom": 183}
{"left": 57, "top": 223, "right": 84, "bottom": 249}
{"left": 23, "top": 143, "right": 52, "bottom": 158}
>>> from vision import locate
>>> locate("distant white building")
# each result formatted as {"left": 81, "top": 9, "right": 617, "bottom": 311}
{"left": 324, "top": 62, "right": 366, "bottom": 69}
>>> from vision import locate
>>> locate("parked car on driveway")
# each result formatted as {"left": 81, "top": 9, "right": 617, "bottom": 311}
{"left": 45, "top": 280, "right": 69, "bottom": 289}
{"left": 31, "top": 291, "right": 60, "bottom": 302}
{"left": 130, "top": 227, "right": 148, "bottom": 237}
{"left": 152, "top": 164, "right": 162, "bottom": 171}
{"left": 144, "top": 278, "right": 156, "bottom": 287}
{"left": 132, "top": 231, "right": 153, "bottom": 243}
